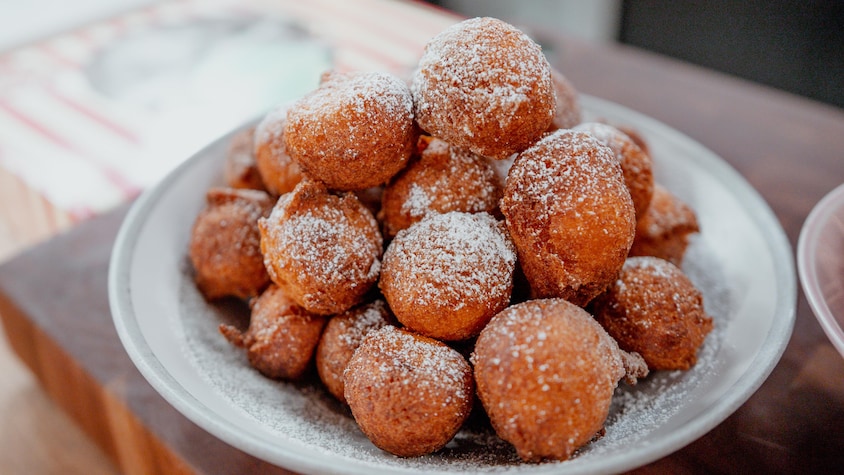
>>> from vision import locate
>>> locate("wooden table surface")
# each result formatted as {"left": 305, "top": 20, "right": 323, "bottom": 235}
{"left": 1, "top": 26, "right": 844, "bottom": 475}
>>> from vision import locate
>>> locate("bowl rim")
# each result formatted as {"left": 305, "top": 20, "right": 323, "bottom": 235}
{"left": 798, "top": 182, "right": 844, "bottom": 357}
{"left": 108, "top": 94, "right": 798, "bottom": 474}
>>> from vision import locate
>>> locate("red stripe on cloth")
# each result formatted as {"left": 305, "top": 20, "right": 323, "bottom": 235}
{"left": 45, "top": 86, "right": 142, "bottom": 145}
{"left": 273, "top": 0, "right": 407, "bottom": 72}
{"left": 353, "top": 0, "right": 463, "bottom": 43}
{"left": 38, "top": 44, "right": 81, "bottom": 69}
{"left": 307, "top": 0, "right": 430, "bottom": 53}
{"left": 0, "top": 100, "right": 142, "bottom": 199}
{"left": 403, "top": 0, "right": 465, "bottom": 24}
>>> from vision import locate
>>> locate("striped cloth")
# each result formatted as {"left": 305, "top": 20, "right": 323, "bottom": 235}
{"left": 0, "top": 0, "right": 459, "bottom": 246}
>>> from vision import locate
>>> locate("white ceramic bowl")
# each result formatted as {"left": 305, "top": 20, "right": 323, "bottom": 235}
{"left": 109, "top": 95, "right": 796, "bottom": 474}
{"left": 798, "top": 183, "right": 844, "bottom": 357}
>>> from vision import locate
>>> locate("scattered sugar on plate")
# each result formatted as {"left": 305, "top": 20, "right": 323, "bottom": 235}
{"left": 177, "top": 227, "right": 732, "bottom": 471}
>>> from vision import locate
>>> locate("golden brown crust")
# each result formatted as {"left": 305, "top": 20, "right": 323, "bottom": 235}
{"left": 574, "top": 122, "right": 654, "bottom": 221}
{"left": 259, "top": 180, "right": 383, "bottom": 315}
{"left": 315, "top": 300, "right": 393, "bottom": 404}
{"left": 379, "top": 137, "right": 501, "bottom": 238}
{"left": 284, "top": 71, "right": 418, "bottom": 191}
{"left": 591, "top": 256, "right": 713, "bottom": 370}
{"left": 254, "top": 104, "right": 305, "bottom": 196}
{"left": 548, "top": 68, "right": 582, "bottom": 131}
{"left": 616, "top": 125, "right": 650, "bottom": 157}
{"left": 629, "top": 184, "right": 700, "bottom": 266}
{"left": 472, "top": 299, "right": 634, "bottom": 461}
{"left": 500, "top": 130, "right": 636, "bottom": 306}
{"left": 379, "top": 211, "right": 516, "bottom": 341}
{"left": 185, "top": 16, "right": 721, "bottom": 464}
{"left": 344, "top": 326, "right": 474, "bottom": 457}
{"left": 188, "top": 187, "right": 273, "bottom": 300}
{"left": 411, "top": 17, "right": 555, "bottom": 160}
{"left": 219, "top": 284, "right": 328, "bottom": 379}
{"left": 224, "top": 127, "right": 266, "bottom": 191}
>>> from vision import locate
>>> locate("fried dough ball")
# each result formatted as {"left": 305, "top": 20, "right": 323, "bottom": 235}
{"left": 284, "top": 71, "right": 417, "bottom": 191}
{"left": 189, "top": 187, "right": 273, "bottom": 300}
{"left": 344, "top": 326, "right": 474, "bottom": 457}
{"left": 548, "top": 68, "right": 582, "bottom": 131}
{"left": 472, "top": 298, "right": 648, "bottom": 462}
{"left": 591, "top": 256, "right": 713, "bottom": 370}
{"left": 411, "top": 17, "right": 555, "bottom": 160}
{"left": 574, "top": 122, "right": 654, "bottom": 221}
{"left": 379, "top": 211, "right": 516, "bottom": 341}
{"left": 259, "top": 179, "right": 383, "bottom": 315}
{"left": 219, "top": 284, "right": 328, "bottom": 379}
{"left": 379, "top": 137, "right": 501, "bottom": 238}
{"left": 501, "top": 130, "right": 636, "bottom": 306}
{"left": 224, "top": 127, "right": 265, "bottom": 191}
{"left": 315, "top": 300, "right": 393, "bottom": 404}
{"left": 616, "top": 124, "right": 650, "bottom": 157}
{"left": 629, "top": 184, "right": 700, "bottom": 266}
{"left": 253, "top": 103, "right": 305, "bottom": 196}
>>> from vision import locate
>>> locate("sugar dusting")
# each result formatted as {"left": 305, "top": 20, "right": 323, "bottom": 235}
{"left": 261, "top": 199, "right": 382, "bottom": 287}
{"left": 412, "top": 17, "right": 550, "bottom": 125}
{"left": 336, "top": 300, "right": 391, "bottom": 347}
{"left": 287, "top": 71, "right": 413, "bottom": 160}
{"left": 504, "top": 129, "right": 629, "bottom": 230}
{"left": 410, "top": 17, "right": 554, "bottom": 159}
{"left": 643, "top": 184, "right": 699, "bottom": 237}
{"left": 254, "top": 103, "right": 290, "bottom": 156}
{"left": 383, "top": 211, "right": 516, "bottom": 310}
{"left": 177, "top": 224, "right": 731, "bottom": 471}
{"left": 398, "top": 142, "right": 499, "bottom": 220}
{"left": 350, "top": 326, "right": 471, "bottom": 411}
{"left": 582, "top": 236, "right": 730, "bottom": 459}
{"left": 402, "top": 183, "right": 435, "bottom": 219}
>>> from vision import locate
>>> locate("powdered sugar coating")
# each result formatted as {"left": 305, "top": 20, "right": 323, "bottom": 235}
{"left": 573, "top": 122, "right": 654, "bottom": 220}
{"left": 380, "top": 138, "right": 501, "bottom": 238}
{"left": 180, "top": 227, "right": 729, "bottom": 470}
{"left": 171, "top": 91, "right": 750, "bottom": 472}
{"left": 254, "top": 104, "right": 289, "bottom": 158}
{"left": 643, "top": 187, "right": 694, "bottom": 234}
{"left": 316, "top": 300, "right": 393, "bottom": 404}
{"left": 640, "top": 186, "right": 698, "bottom": 237}
{"left": 411, "top": 17, "right": 555, "bottom": 160}
{"left": 501, "top": 129, "right": 636, "bottom": 305}
{"left": 253, "top": 103, "right": 305, "bottom": 196}
{"left": 549, "top": 68, "right": 582, "bottom": 130}
{"left": 380, "top": 211, "right": 516, "bottom": 340}
{"left": 630, "top": 184, "right": 700, "bottom": 266}
{"left": 472, "top": 298, "right": 627, "bottom": 461}
{"left": 189, "top": 187, "right": 273, "bottom": 300}
{"left": 259, "top": 180, "right": 383, "bottom": 315}
{"left": 219, "top": 284, "right": 328, "bottom": 380}
{"left": 592, "top": 256, "right": 713, "bottom": 370}
{"left": 402, "top": 183, "right": 434, "bottom": 219}
{"left": 285, "top": 71, "right": 417, "bottom": 190}
{"left": 349, "top": 326, "right": 473, "bottom": 412}
{"left": 344, "top": 326, "right": 475, "bottom": 457}
{"left": 504, "top": 130, "right": 627, "bottom": 224}
{"left": 224, "top": 127, "right": 264, "bottom": 191}
{"left": 338, "top": 300, "right": 391, "bottom": 347}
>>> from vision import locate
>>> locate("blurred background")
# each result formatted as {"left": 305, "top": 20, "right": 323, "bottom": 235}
{"left": 0, "top": 1, "right": 841, "bottom": 474}
{"left": 429, "top": 0, "right": 844, "bottom": 109}
{"left": 0, "top": 0, "right": 841, "bottom": 268}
